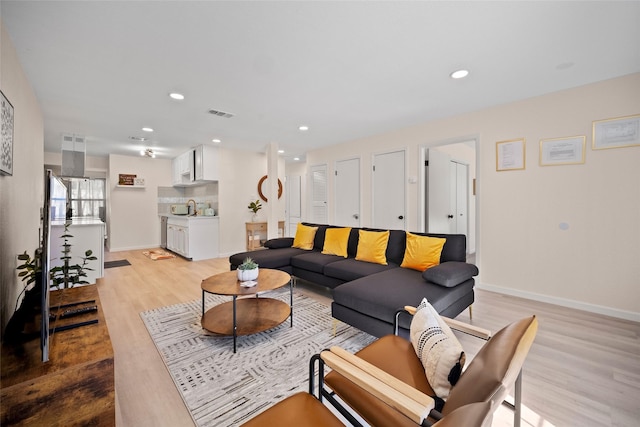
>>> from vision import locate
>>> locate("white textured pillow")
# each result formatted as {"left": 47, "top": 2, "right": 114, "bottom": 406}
{"left": 410, "top": 298, "right": 466, "bottom": 399}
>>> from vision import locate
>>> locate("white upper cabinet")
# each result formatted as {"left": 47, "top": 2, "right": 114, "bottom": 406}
{"left": 172, "top": 150, "right": 195, "bottom": 186}
{"left": 173, "top": 146, "right": 218, "bottom": 186}
{"left": 194, "top": 145, "right": 219, "bottom": 182}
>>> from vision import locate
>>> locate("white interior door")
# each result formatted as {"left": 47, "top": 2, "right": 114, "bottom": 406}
{"left": 373, "top": 150, "right": 405, "bottom": 230}
{"left": 426, "top": 148, "right": 452, "bottom": 233}
{"left": 310, "top": 164, "right": 328, "bottom": 224}
{"left": 335, "top": 158, "right": 360, "bottom": 227}
{"left": 286, "top": 175, "right": 301, "bottom": 236}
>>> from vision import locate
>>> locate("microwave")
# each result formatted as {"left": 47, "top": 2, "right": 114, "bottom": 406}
{"left": 170, "top": 204, "right": 189, "bottom": 215}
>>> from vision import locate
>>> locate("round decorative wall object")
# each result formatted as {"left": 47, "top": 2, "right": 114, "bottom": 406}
{"left": 258, "top": 175, "right": 283, "bottom": 202}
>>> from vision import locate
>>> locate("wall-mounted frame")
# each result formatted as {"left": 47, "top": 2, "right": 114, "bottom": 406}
{"left": 539, "top": 136, "right": 586, "bottom": 166}
{"left": 496, "top": 138, "right": 525, "bottom": 171}
{"left": 1, "top": 90, "right": 14, "bottom": 176}
{"left": 592, "top": 114, "right": 640, "bottom": 150}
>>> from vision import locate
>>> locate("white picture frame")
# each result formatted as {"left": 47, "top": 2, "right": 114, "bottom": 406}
{"left": 496, "top": 138, "right": 525, "bottom": 171}
{"left": 540, "top": 136, "right": 586, "bottom": 166}
{"left": 592, "top": 114, "right": 640, "bottom": 150}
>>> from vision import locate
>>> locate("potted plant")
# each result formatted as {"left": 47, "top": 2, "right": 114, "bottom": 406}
{"left": 237, "top": 257, "right": 259, "bottom": 282}
{"left": 247, "top": 199, "right": 262, "bottom": 222}
{"left": 16, "top": 222, "right": 96, "bottom": 291}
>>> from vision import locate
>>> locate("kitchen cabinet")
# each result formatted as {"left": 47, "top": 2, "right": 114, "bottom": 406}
{"left": 172, "top": 150, "right": 195, "bottom": 186}
{"left": 166, "top": 216, "right": 219, "bottom": 260}
{"left": 173, "top": 145, "right": 219, "bottom": 186}
{"left": 194, "top": 145, "right": 219, "bottom": 182}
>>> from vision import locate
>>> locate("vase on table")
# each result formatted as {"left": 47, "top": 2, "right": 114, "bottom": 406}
{"left": 238, "top": 267, "right": 259, "bottom": 282}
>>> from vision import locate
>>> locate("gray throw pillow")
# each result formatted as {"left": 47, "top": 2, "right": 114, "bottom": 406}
{"left": 264, "top": 238, "right": 294, "bottom": 249}
{"left": 422, "top": 262, "right": 478, "bottom": 288}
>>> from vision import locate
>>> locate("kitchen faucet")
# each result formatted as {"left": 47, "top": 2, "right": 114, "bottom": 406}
{"left": 186, "top": 199, "right": 197, "bottom": 216}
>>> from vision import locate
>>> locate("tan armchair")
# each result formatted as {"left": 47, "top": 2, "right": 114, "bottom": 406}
{"left": 241, "top": 313, "right": 537, "bottom": 427}
{"left": 241, "top": 392, "right": 492, "bottom": 427}
{"left": 321, "top": 313, "right": 538, "bottom": 427}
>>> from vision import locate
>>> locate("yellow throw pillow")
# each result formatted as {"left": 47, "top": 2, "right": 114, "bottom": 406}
{"left": 292, "top": 223, "right": 318, "bottom": 250}
{"left": 400, "top": 232, "right": 446, "bottom": 271}
{"left": 322, "top": 227, "right": 352, "bottom": 258}
{"left": 355, "top": 230, "right": 389, "bottom": 265}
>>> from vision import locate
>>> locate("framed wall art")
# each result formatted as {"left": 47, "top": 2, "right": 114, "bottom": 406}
{"left": 1, "top": 90, "right": 14, "bottom": 176}
{"left": 496, "top": 138, "right": 525, "bottom": 171}
{"left": 540, "top": 136, "right": 586, "bottom": 166}
{"left": 592, "top": 114, "right": 640, "bottom": 150}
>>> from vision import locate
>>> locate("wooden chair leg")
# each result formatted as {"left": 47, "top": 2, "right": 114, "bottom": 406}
{"left": 469, "top": 304, "right": 473, "bottom": 320}
{"left": 332, "top": 319, "right": 338, "bottom": 337}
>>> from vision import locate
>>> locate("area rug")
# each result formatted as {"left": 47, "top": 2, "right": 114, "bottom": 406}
{"left": 141, "top": 289, "right": 376, "bottom": 426}
{"left": 104, "top": 259, "right": 131, "bottom": 268}
{"left": 142, "top": 249, "right": 176, "bottom": 260}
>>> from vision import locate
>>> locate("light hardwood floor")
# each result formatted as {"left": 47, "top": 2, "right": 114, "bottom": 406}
{"left": 98, "top": 249, "right": 640, "bottom": 427}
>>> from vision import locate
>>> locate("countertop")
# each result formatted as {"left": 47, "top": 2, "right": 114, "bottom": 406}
{"left": 161, "top": 214, "right": 219, "bottom": 220}
{"left": 52, "top": 218, "right": 105, "bottom": 226}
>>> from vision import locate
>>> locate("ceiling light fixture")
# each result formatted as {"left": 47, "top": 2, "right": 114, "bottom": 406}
{"left": 298, "top": 125, "right": 309, "bottom": 131}
{"left": 169, "top": 92, "right": 185, "bottom": 100}
{"left": 129, "top": 136, "right": 147, "bottom": 142}
{"left": 450, "top": 69, "right": 470, "bottom": 79}
{"left": 140, "top": 148, "right": 156, "bottom": 158}
{"left": 278, "top": 150, "right": 285, "bottom": 154}
{"left": 142, "top": 127, "right": 154, "bottom": 132}
{"left": 294, "top": 157, "right": 300, "bottom": 161}
{"left": 212, "top": 139, "right": 221, "bottom": 143}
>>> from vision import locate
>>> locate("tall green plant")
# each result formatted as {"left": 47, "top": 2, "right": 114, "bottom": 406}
{"left": 16, "top": 221, "right": 96, "bottom": 296}
{"left": 49, "top": 221, "right": 97, "bottom": 289}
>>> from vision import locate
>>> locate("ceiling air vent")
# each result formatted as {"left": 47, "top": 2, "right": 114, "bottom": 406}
{"left": 208, "top": 109, "right": 234, "bottom": 119}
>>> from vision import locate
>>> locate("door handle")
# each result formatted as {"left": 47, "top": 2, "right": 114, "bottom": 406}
{"left": 448, "top": 215, "right": 454, "bottom": 219}
{"left": 353, "top": 214, "right": 359, "bottom": 219}
{"left": 398, "top": 215, "right": 404, "bottom": 220}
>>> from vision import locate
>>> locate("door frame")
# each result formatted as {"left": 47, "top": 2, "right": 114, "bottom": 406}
{"left": 371, "top": 148, "right": 408, "bottom": 230}
{"left": 418, "top": 135, "right": 479, "bottom": 257}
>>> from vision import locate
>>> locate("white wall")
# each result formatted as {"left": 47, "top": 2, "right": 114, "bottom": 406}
{"left": 218, "top": 148, "right": 286, "bottom": 256}
{"left": 107, "top": 154, "right": 172, "bottom": 251}
{"left": 306, "top": 73, "right": 640, "bottom": 320}
{"left": 0, "top": 22, "right": 44, "bottom": 332}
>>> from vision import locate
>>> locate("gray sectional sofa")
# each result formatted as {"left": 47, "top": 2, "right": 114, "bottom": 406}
{"left": 229, "top": 223, "right": 478, "bottom": 337}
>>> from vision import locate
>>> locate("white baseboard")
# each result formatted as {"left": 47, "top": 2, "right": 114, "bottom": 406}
{"left": 477, "top": 282, "right": 640, "bottom": 323}
{"left": 108, "top": 244, "right": 162, "bottom": 252}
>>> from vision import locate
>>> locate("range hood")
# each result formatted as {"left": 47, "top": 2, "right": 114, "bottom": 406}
{"left": 61, "top": 133, "right": 86, "bottom": 177}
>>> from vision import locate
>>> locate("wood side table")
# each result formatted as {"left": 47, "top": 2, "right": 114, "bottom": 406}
{"left": 245, "top": 221, "right": 285, "bottom": 250}
{"left": 201, "top": 269, "right": 292, "bottom": 352}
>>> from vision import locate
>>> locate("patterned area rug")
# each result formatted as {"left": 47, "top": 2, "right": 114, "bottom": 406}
{"left": 141, "top": 289, "right": 376, "bottom": 426}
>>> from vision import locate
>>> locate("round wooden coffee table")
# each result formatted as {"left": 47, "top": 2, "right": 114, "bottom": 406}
{"left": 201, "top": 268, "right": 292, "bottom": 353}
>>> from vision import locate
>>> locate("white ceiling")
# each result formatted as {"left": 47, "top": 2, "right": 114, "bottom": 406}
{"left": 2, "top": 1, "right": 639, "bottom": 161}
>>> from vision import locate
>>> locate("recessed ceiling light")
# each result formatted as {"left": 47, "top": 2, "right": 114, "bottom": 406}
{"left": 450, "top": 69, "right": 469, "bottom": 79}
{"left": 142, "top": 127, "right": 154, "bottom": 132}
{"left": 294, "top": 157, "right": 300, "bottom": 161}
{"left": 212, "top": 139, "right": 221, "bottom": 143}
{"left": 298, "top": 125, "right": 309, "bottom": 131}
{"left": 169, "top": 92, "right": 185, "bottom": 100}
{"left": 278, "top": 150, "right": 285, "bottom": 154}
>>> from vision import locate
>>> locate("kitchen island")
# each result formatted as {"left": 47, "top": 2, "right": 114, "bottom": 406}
{"left": 163, "top": 215, "right": 219, "bottom": 261}
{"left": 51, "top": 218, "right": 105, "bottom": 285}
